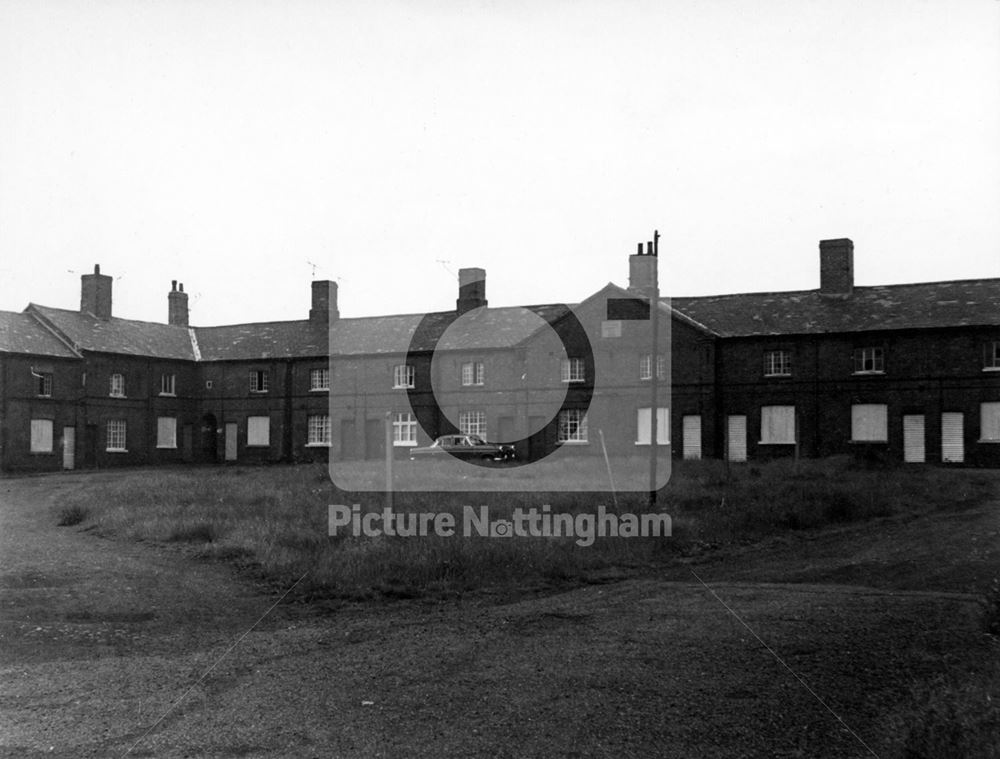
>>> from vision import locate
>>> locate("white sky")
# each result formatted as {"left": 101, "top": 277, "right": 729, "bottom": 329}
{"left": 1, "top": 0, "right": 998, "bottom": 326}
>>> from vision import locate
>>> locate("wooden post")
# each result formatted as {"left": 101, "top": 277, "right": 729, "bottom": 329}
{"left": 385, "top": 411, "right": 393, "bottom": 511}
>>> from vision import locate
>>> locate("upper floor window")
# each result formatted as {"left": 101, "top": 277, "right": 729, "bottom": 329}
{"left": 461, "top": 361, "right": 484, "bottom": 386}
{"left": 109, "top": 373, "right": 126, "bottom": 397}
{"left": 34, "top": 372, "right": 53, "bottom": 397}
{"left": 639, "top": 354, "right": 666, "bottom": 380}
{"left": 249, "top": 370, "right": 269, "bottom": 393}
{"left": 160, "top": 373, "right": 176, "bottom": 396}
{"left": 561, "top": 357, "right": 585, "bottom": 383}
{"left": 853, "top": 347, "right": 885, "bottom": 374}
{"left": 763, "top": 350, "right": 792, "bottom": 377}
{"left": 984, "top": 341, "right": 1000, "bottom": 371}
{"left": 310, "top": 367, "right": 330, "bottom": 391}
{"left": 393, "top": 364, "right": 415, "bottom": 389}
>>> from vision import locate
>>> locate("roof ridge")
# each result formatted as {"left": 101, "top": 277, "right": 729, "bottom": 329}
{"left": 669, "top": 276, "right": 1000, "bottom": 301}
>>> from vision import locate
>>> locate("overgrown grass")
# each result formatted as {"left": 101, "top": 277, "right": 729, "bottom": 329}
{"left": 55, "top": 458, "right": 995, "bottom": 598}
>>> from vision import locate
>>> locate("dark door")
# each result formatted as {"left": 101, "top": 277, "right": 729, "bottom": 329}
{"left": 365, "top": 418, "right": 383, "bottom": 460}
{"left": 83, "top": 424, "right": 97, "bottom": 469}
{"left": 340, "top": 419, "right": 356, "bottom": 460}
{"left": 201, "top": 414, "right": 218, "bottom": 462}
{"left": 182, "top": 425, "right": 194, "bottom": 462}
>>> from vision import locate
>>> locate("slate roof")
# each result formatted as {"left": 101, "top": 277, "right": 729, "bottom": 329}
{"left": 28, "top": 305, "right": 196, "bottom": 360}
{"left": 670, "top": 279, "right": 1000, "bottom": 338}
{"left": 195, "top": 320, "right": 329, "bottom": 361}
{"left": 0, "top": 311, "right": 79, "bottom": 358}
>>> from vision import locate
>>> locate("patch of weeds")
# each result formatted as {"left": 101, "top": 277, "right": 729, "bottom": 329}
{"left": 57, "top": 504, "right": 89, "bottom": 526}
{"left": 168, "top": 522, "right": 220, "bottom": 544}
{"left": 982, "top": 577, "right": 1000, "bottom": 637}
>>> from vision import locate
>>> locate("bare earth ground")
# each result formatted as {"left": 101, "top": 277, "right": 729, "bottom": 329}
{"left": 1, "top": 472, "right": 998, "bottom": 758}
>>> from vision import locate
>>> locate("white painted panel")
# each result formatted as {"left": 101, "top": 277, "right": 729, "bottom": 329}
{"left": 682, "top": 415, "right": 701, "bottom": 460}
{"left": 903, "top": 415, "right": 925, "bottom": 463}
{"left": 62, "top": 427, "right": 75, "bottom": 470}
{"left": 941, "top": 412, "right": 964, "bottom": 463}
{"left": 727, "top": 415, "right": 747, "bottom": 462}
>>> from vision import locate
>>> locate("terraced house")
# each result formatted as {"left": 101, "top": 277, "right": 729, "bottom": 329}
{"left": 0, "top": 238, "right": 997, "bottom": 473}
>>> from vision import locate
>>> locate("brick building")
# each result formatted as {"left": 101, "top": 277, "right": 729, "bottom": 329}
{"left": 0, "top": 239, "right": 997, "bottom": 472}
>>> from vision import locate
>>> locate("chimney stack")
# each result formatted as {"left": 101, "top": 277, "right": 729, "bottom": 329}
{"left": 456, "top": 268, "right": 487, "bottom": 314}
{"left": 80, "top": 264, "right": 113, "bottom": 319}
{"left": 628, "top": 242, "right": 657, "bottom": 294}
{"left": 819, "top": 238, "right": 854, "bottom": 297}
{"left": 168, "top": 280, "right": 189, "bottom": 326}
{"left": 310, "top": 280, "right": 339, "bottom": 322}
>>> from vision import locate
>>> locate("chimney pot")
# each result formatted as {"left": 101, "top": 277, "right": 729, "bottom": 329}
{"left": 168, "top": 279, "right": 189, "bottom": 326}
{"left": 628, "top": 246, "right": 658, "bottom": 294}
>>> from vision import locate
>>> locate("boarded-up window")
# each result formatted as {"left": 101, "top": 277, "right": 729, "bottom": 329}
{"left": 247, "top": 416, "right": 270, "bottom": 447}
{"left": 156, "top": 417, "right": 177, "bottom": 449}
{"left": 980, "top": 403, "right": 1000, "bottom": 442}
{"left": 851, "top": 404, "right": 888, "bottom": 442}
{"left": 636, "top": 407, "right": 669, "bottom": 445}
{"left": 760, "top": 406, "right": 796, "bottom": 444}
{"left": 30, "top": 419, "right": 53, "bottom": 453}
{"left": 682, "top": 415, "right": 701, "bottom": 460}
{"left": 903, "top": 415, "right": 925, "bottom": 463}
{"left": 941, "top": 412, "right": 964, "bottom": 463}
{"left": 727, "top": 416, "right": 747, "bottom": 462}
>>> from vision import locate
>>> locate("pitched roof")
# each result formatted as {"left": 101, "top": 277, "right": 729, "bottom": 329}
{"left": 0, "top": 311, "right": 80, "bottom": 358}
{"left": 28, "top": 305, "right": 197, "bottom": 360}
{"left": 195, "top": 320, "right": 329, "bottom": 361}
{"left": 669, "top": 278, "right": 1000, "bottom": 338}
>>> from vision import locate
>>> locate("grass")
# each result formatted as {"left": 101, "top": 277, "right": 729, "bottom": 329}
{"left": 53, "top": 456, "right": 995, "bottom": 599}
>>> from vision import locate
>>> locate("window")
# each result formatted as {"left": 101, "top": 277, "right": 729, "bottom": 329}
{"left": 636, "top": 407, "right": 669, "bottom": 445}
{"left": 981, "top": 403, "right": 1000, "bottom": 442}
{"left": 558, "top": 409, "right": 588, "bottom": 443}
{"left": 393, "top": 364, "right": 415, "bottom": 389}
{"left": 156, "top": 417, "right": 177, "bottom": 449}
{"left": 249, "top": 370, "right": 269, "bottom": 393}
{"left": 393, "top": 412, "right": 418, "bottom": 446}
{"left": 853, "top": 347, "right": 885, "bottom": 374}
{"left": 561, "top": 357, "right": 585, "bottom": 383}
{"left": 985, "top": 342, "right": 1000, "bottom": 371}
{"left": 764, "top": 350, "right": 792, "bottom": 377}
{"left": 639, "top": 354, "right": 666, "bottom": 380}
{"left": 160, "top": 373, "right": 176, "bottom": 396}
{"left": 30, "top": 419, "right": 53, "bottom": 453}
{"left": 601, "top": 320, "right": 622, "bottom": 338}
{"left": 106, "top": 419, "right": 127, "bottom": 451}
{"left": 34, "top": 372, "right": 53, "bottom": 397}
{"left": 310, "top": 368, "right": 330, "bottom": 391}
{"left": 459, "top": 410, "right": 487, "bottom": 437}
{"left": 760, "top": 406, "right": 796, "bottom": 444}
{"left": 461, "top": 361, "right": 485, "bottom": 386}
{"left": 307, "top": 415, "right": 331, "bottom": 446}
{"left": 851, "top": 404, "right": 888, "bottom": 442}
{"left": 247, "top": 416, "right": 270, "bottom": 446}
{"left": 109, "top": 373, "right": 125, "bottom": 397}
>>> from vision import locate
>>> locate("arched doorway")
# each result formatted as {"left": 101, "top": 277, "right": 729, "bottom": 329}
{"left": 200, "top": 413, "right": 218, "bottom": 462}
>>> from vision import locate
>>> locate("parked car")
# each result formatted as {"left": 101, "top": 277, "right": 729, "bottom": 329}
{"left": 409, "top": 434, "right": 516, "bottom": 462}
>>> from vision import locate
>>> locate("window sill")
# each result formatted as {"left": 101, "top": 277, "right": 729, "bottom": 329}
{"left": 305, "top": 443, "right": 331, "bottom": 448}
{"left": 635, "top": 442, "right": 670, "bottom": 446}
{"left": 392, "top": 385, "right": 415, "bottom": 390}
{"left": 29, "top": 451, "right": 55, "bottom": 455}
{"left": 763, "top": 374, "right": 792, "bottom": 379}
{"left": 758, "top": 441, "right": 796, "bottom": 445}
{"left": 309, "top": 388, "right": 330, "bottom": 392}
{"left": 249, "top": 391, "right": 269, "bottom": 395}
{"left": 106, "top": 449, "right": 128, "bottom": 453}
{"left": 977, "top": 439, "right": 1000, "bottom": 444}
{"left": 558, "top": 440, "right": 589, "bottom": 445}
{"left": 109, "top": 395, "right": 127, "bottom": 399}
{"left": 848, "top": 440, "right": 887, "bottom": 444}
{"left": 246, "top": 444, "right": 270, "bottom": 448}
{"left": 852, "top": 371, "right": 885, "bottom": 376}
{"left": 392, "top": 441, "right": 418, "bottom": 447}
{"left": 983, "top": 367, "right": 1000, "bottom": 372}
{"left": 156, "top": 445, "right": 177, "bottom": 450}
{"left": 158, "top": 393, "right": 176, "bottom": 398}
{"left": 36, "top": 395, "right": 53, "bottom": 399}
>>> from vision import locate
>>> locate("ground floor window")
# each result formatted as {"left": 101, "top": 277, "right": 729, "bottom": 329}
{"left": 247, "top": 416, "right": 270, "bottom": 447}
{"left": 557, "top": 409, "right": 588, "bottom": 443}
{"left": 156, "top": 417, "right": 177, "bottom": 449}
{"left": 980, "top": 403, "right": 1000, "bottom": 442}
{"left": 393, "top": 412, "right": 418, "bottom": 446}
{"left": 459, "top": 410, "right": 486, "bottom": 437}
{"left": 760, "top": 405, "right": 796, "bottom": 444}
{"left": 636, "top": 407, "right": 669, "bottom": 445}
{"left": 30, "top": 419, "right": 53, "bottom": 453}
{"left": 106, "top": 419, "right": 127, "bottom": 452}
{"left": 851, "top": 404, "right": 887, "bottom": 442}
{"left": 307, "top": 415, "right": 330, "bottom": 446}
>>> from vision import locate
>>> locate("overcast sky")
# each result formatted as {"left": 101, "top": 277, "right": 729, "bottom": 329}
{"left": 1, "top": 0, "right": 997, "bottom": 326}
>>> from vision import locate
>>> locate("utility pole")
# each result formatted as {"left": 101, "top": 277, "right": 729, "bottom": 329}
{"left": 649, "top": 229, "right": 660, "bottom": 509}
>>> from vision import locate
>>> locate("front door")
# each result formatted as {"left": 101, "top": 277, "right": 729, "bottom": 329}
{"left": 62, "top": 427, "right": 75, "bottom": 470}
{"left": 225, "top": 423, "right": 238, "bottom": 461}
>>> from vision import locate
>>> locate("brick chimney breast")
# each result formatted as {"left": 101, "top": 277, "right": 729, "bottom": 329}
{"left": 628, "top": 243, "right": 657, "bottom": 294}
{"left": 168, "top": 280, "right": 189, "bottom": 326}
{"left": 80, "top": 264, "right": 113, "bottom": 319}
{"left": 819, "top": 238, "right": 854, "bottom": 296}
{"left": 310, "top": 280, "right": 339, "bottom": 322}
{"left": 457, "top": 268, "right": 487, "bottom": 314}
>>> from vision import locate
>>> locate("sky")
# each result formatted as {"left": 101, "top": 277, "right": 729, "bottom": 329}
{"left": 1, "top": 0, "right": 998, "bottom": 326}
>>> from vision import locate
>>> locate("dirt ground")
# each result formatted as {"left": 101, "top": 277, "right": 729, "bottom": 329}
{"left": 1, "top": 472, "right": 998, "bottom": 758}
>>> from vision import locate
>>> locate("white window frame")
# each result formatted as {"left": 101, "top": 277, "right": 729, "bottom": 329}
{"left": 851, "top": 404, "right": 888, "bottom": 442}
{"left": 249, "top": 370, "right": 269, "bottom": 393}
{"left": 557, "top": 409, "right": 588, "bottom": 443}
{"left": 639, "top": 354, "right": 666, "bottom": 380}
{"left": 636, "top": 407, "right": 669, "bottom": 445}
{"left": 763, "top": 350, "right": 792, "bottom": 377}
{"left": 461, "top": 361, "right": 485, "bottom": 387}
{"left": 307, "top": 414, "right": 331, "bottom": 446}
{"left": 160, "top": 373, "right": 176, "bottom": 396}
{"left": 109, "top": 373, "right": 126, "bottom": 398}
{"left": 35, "top": 372, "right": 53, "bottom": 397}
{"left": 980, "top": 402, "right": 1000, "bottom": 442}
{"left": 459, "top": 410, "right": 487, "bottom": 437}
{"left": 393, "top": 364, "right": 415, "bottom": 389}
{"left": 156, "top": 417, "right": 177, "bottom": 449}
{"left": 106, "top": 419, "right": 127, "bottom": 452}
{"left": 985, "top": 341, "right": 1000, "bottom": 371}
{"left": 561, "top": 357, "right": 585, "bottom": 383}
{"left": 310, "top": 367, "right": 330, "bottom": 391}
{"left": 760, "top": 405, "right": 796, "bottom": 444}
{"left": 247, "top": 416, "right": 270, "bottom": 447}
{"left": 853, "top": 347, "right": 885, "bottom": 375}
{"left": 393, "top": 412, "right": 418, "bottom": 446}
{"left": 30, "top": 419, "right": 53, "bottom": 453}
